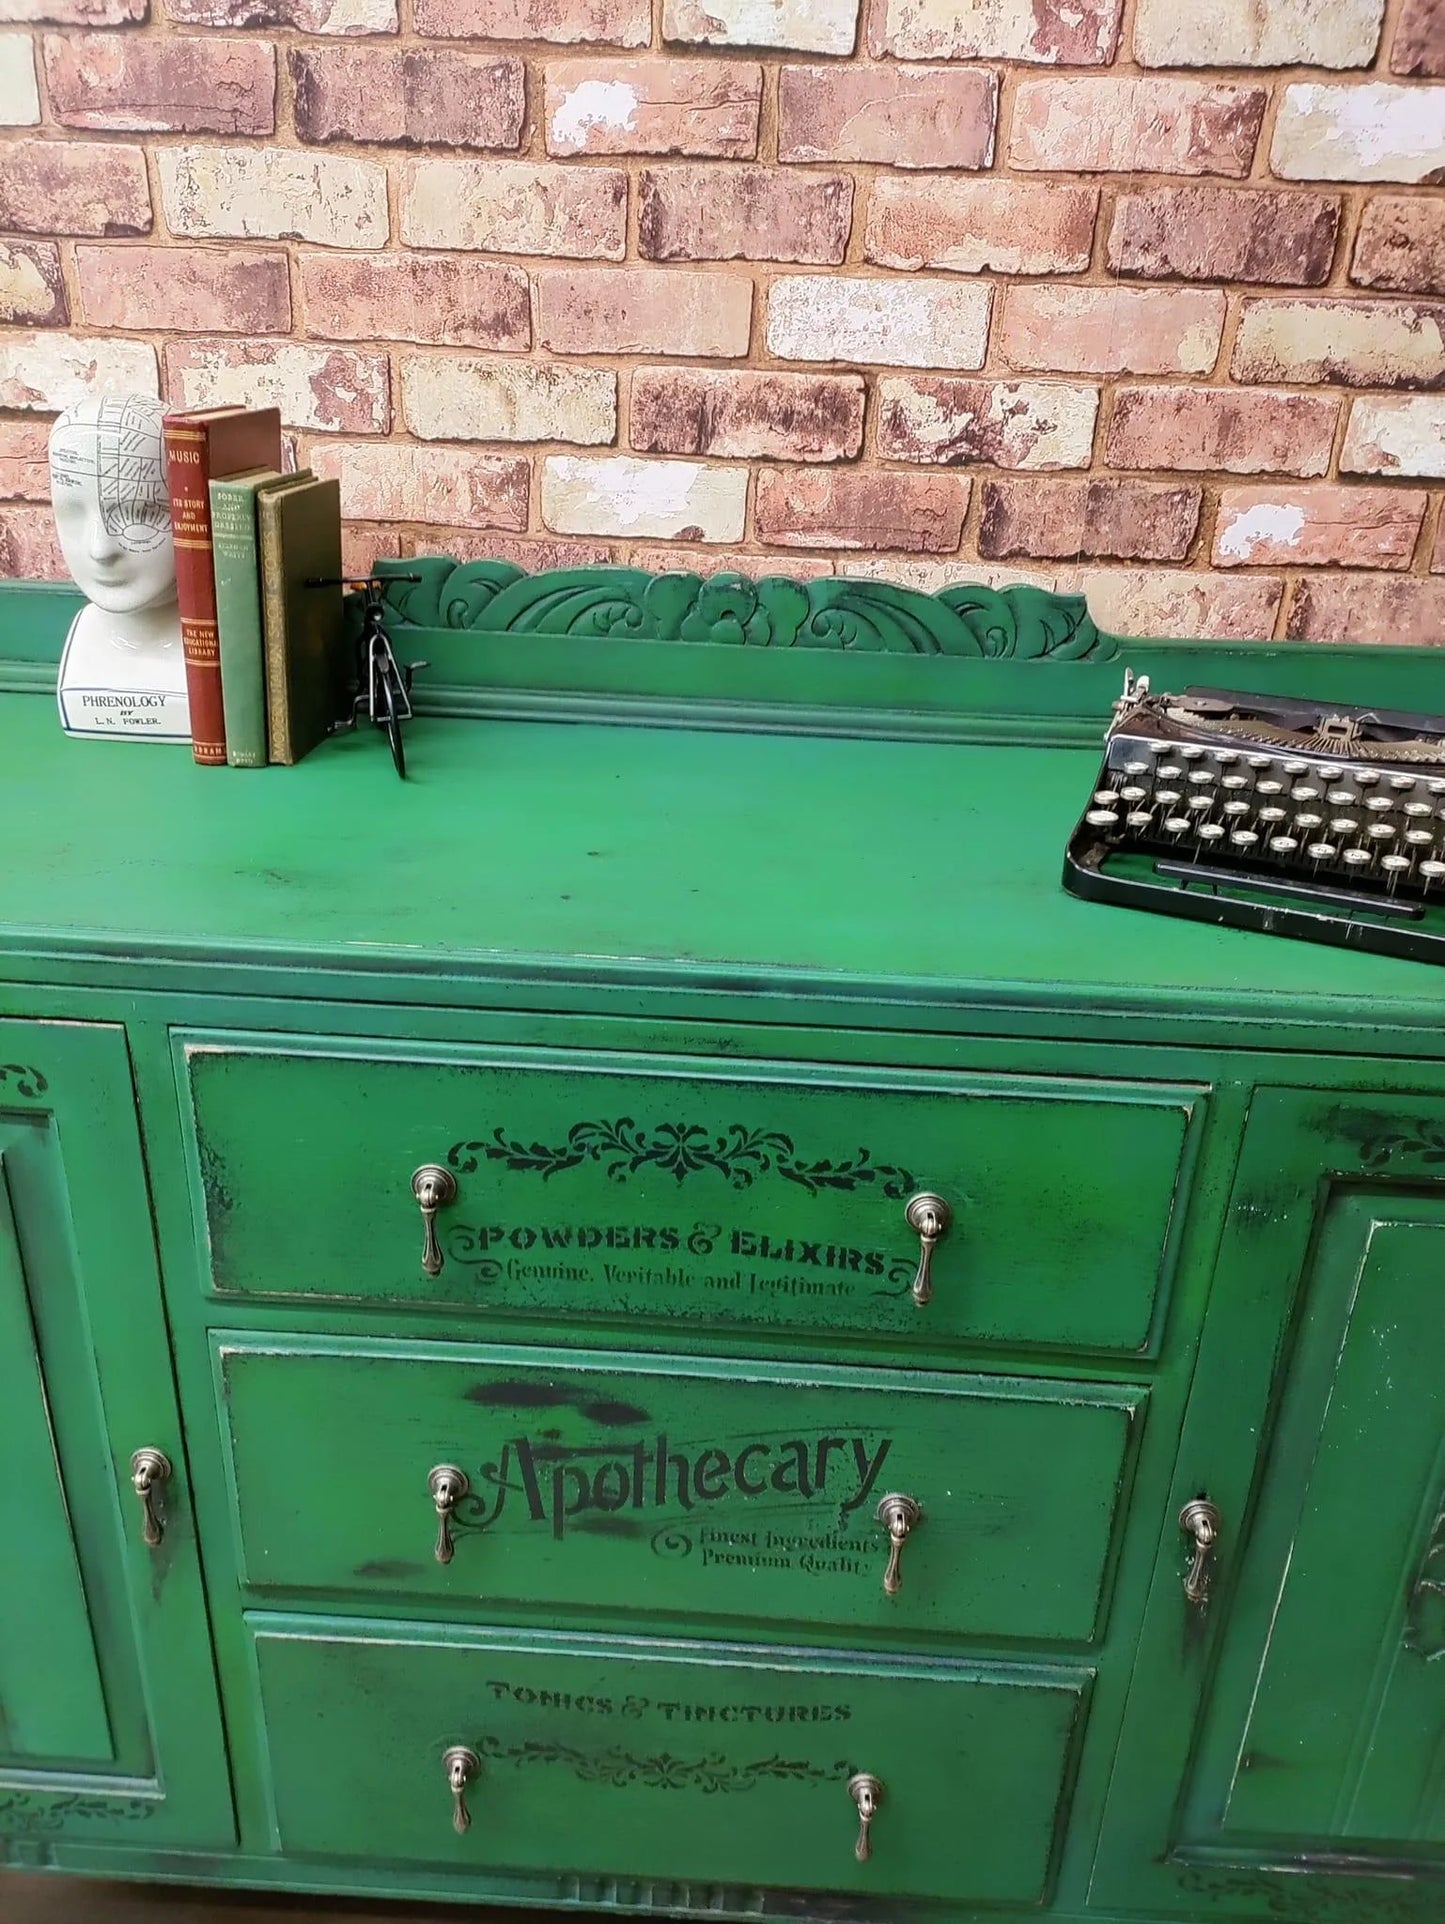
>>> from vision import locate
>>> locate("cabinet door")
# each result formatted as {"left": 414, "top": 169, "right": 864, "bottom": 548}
{"left": 1094, "top": 1090, "right": 1445, "bottom": 1920}
{"left": 0, "top": 1021, "right": 232, "bottom": 1857}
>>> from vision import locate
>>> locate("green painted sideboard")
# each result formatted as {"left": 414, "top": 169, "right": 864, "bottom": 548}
{"left": 2, "top": 561, "right": 1444, "bottom": 1924}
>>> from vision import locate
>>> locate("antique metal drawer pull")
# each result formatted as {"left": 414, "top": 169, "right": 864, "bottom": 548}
{"left": 848, "top": 1772, "right": 883, "bottom": 1862}
{"left": 429, "top": 1464, "right": 469, "bottom": 1564}
{"left": 904, "top": 1192, "right": 951, "bottom": 1306}
{"left": 1179, "top": 1496, "right": 1223, "bottom": 1605}
{"left": 875, "top": 1492, "right": 921, "bottom": 1596}
{"left": 412, "top": 1163, "right": 458, "bottom": 1278}
{"left": 443, "top": 1745, "right": 480, "bottom": 1834}
{"left": 130, "top": 1447, "right": 173, "bottom": 1549}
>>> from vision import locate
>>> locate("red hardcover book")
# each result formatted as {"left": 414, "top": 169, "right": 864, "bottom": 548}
{"left": 163, "top": 406, "right": 283, "bottom": 765}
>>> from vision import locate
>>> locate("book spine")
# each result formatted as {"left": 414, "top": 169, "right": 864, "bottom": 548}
{"left": 163, "top": 419, "right": 227, "bottom": 765}
{"left": 257, "top": 488, "right": 293, "bottom": 765}
{"left": 210, "top": 480, "right": 268, "bottom": 769}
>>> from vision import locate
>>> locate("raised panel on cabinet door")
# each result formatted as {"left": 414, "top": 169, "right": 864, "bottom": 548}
{"left": 177, "top": 1033, "right": 1205, "bottom": 1357}
{"left": 216, "top": 1337, "right": 1143, "bottom": 1647}
{"left": 0, "top": 1146, "right": 113, "bottom": 1766}
{"left": 251, "top": 1619, "right": 1089, "bottom": 1906}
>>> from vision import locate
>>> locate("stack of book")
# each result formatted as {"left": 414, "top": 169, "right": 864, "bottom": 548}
{"left": 162, "top": 405, "right": 347, "bottom": 769}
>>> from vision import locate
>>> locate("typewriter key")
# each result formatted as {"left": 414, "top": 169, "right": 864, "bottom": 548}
{"left": 1269, "top": 835, "right": 1299, "bottom": 854}
{"left": 1215, "top": 751, "right": 1239, "bottom": 766}
{"left": 1086, "top": 808, "right": 1119, "bottom": 828}
{"left": 1222, "top": 773, "right": 1248, "bottom": 791}
{"left": 1390, "top": 775, "right": 1417, "bottom": 791}
{"left": 1308, "top": 842, "right": 1337, "bottom": 861}
{"left": 1257, "top": 779, "right": 1284, "bottom": 796}
{"left": 1223, "top": 799, "right": 1251, "bottom": 817}
{"left": 1405, "top": 801, "right": 1432, "bottom": 817}
{"left": 1365, "top": 795, "right": 1394, "bottom": 812}
{"left": 1187, "top": 793, "right": 1214, "bottom": 811}
{"left": 1382, "top": 854, "right": 1411, "bottom": 875}
{"left": 1180, "top": 745, "right": 1206, "bottom": 760}
{"left": 1156, "top": 788, "right": 1183, "bottom": 807}
{"left": 1428, "top": 780, "right": 1445, "bottom": 795}
{"left": 1187, "top": 769, "right": 1214, "bottom": 786}
{"left": 1093, "top": 789, "right": 1121, "bottom": 805}
{"left": 1120, "top": 785, "right": 1147, "bottom": 803}
{"left": 1158, "top": 763, "right": 1183, "bottom": 780}
{"left": 1258, "top": 806, "right": 1287, "bottom": 824}
{"left": 1297, "top": 812, "right": 1324, "bottom": 831}
{"left": 1127, "top": 810, "right": 1152, "bottom": 829}
{"left": 1368, "top": 823, "right": 1397, "bottom": 841}
{"left": 1293, "top": 783, "right": 1321, "bottom": 802}
{"left": 1284, "top": 760, "right": 1309, "bottom": 776}
{"left": 1165, "top": 816, "right": 1191, "bottom": 836}
{"left": 1230, "top": 829, "right": 1259, "bottom": 849}
{"left": 1422, "top": 860, "right": 1445, "bottom": 881}
{"left": 1406, "top": 828, "right": 1435, "bottom": 846}
{"left": 1343, "top": 848, "right": 1372, "bottom": 868}
{"left": 1199, "top": 824, "right": 1225, "bottom": 844}
{"left": 1248, "top": 756, "right": 1272, "bottom": 770}
{"left": 1326, "top": 788, "right": 1355, "bottom": 806}
{"left": 1355, "top": 770, "right": 1380, "bottom": 787}
{"left": 1329, "top": 816, "right": 1359, "bottom": 835}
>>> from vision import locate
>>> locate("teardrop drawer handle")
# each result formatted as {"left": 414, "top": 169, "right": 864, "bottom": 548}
{"left": 875, "top": 1492, "right": 921, "bottom": 1597}
{"left": 130, "top": 1448, "right": 173, "bottom": 1549}
{"left": 1180, "top": 1496, "right": 1222, "bottom": 1606}
{"left": 443, "top": 1745, "right": 480, "bottom": 1835}
{"left": 904, "top": 1192, "right": 951, "bottom": 1306}
{"left": 412, "top": 1164, "right": 458, "bottom": 1278}
{"left": 848, "top": 1772, "right": 883, "bottom": 1863}
{"left": 429, "top": 1464, "right": 469, "bottom": 1565}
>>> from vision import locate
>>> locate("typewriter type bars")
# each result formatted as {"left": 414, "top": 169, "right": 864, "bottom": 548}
{"left": 1063, "top": 678, "right": 1445, "bottom": 967}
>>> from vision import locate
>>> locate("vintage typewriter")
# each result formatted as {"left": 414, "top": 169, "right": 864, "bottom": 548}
{"left": 1063, "top": 675, "right": 1445, "bottom": 964}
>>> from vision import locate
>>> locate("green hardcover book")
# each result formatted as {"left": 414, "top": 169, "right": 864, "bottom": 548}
{"left": 210, "top": 469, "right": 310, "bottom": 769}
{"left": 257, "top": 475, "right": 346, "bottom": 767}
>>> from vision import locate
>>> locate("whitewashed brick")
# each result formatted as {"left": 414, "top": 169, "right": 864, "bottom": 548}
{"left": 664, "top": 0, "right": 859, "bottom": 54}
{"left": 1271, "top": 84, "right": 1445, "bottom": 184}
{"left": 1341, "top": 396, "right": 1445, "bottom": 477}
{"left": 166, "top": 340, "right": 389, "bottom": 432}
{"left": 0, "top": 332, "right": 157, "bottom": 411}
{"left": 158, "top": 145, "right": 387, "bottom": 248}
{"left": 401, "top": 358, "right": 617, "bottom": 444}
{"left": 306, "top": 441, "right": 529, "bottom": 528}
{"left": 0, "top": 35, "right": 40, "bottom": 125}
{"left": 1135, "top": 0, "right": 1383, "bottom": 67}
{"left": 875, "top": 0, "right": 1121, "bottom": 62}
{"left": 400, "top": 158, "right": 626, "bottom": 259}
{"left": 1081, "top": 568, "right": 1282, "bottom": 642}
{"left": 543, "top": 454, "right": 747, "bottom": 541}
{"left": 767, "top": 275, "right": 990, "bottom": 370}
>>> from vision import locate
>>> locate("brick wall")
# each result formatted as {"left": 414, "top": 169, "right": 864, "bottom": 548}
{"left": 1, "top": 0, "right": 1442, "bottom": 641}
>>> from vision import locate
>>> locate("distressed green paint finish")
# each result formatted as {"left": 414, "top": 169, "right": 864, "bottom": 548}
{"left": 218, "top": 1337, "right": 1140, "bottom": 1647}
{"left": 0, "top": 1020, "right": 233, "bottom": 1852}
{"left": 251, "top": 1618, "right": 1087, "bottom": 1905}
{"left": 0, "top": 1151, "right": 113, "bottom": 1766}
{"left": 1093, "top": 1092, "right": 1445, "bottom": 1921}
{"left": 181, "top": 1036, "right": 1198, "bottom": 1355}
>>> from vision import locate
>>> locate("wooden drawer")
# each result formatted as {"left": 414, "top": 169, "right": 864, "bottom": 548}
{"left": 250, "top": 1618, "right": 1087, "bottom": 1905}
{"left": 217, "top": 1337, "right": 1142, "bottom": 1645}
{"left": 179, "top": 1034, "right": 1202, "bottom": 1355}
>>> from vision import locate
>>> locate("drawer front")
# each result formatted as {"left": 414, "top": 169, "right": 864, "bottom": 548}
{"left": 181, "top": 1035, "right": 1201, "bottom": 1355}
{"left": 218, "top": 1339, "right": 1142, "bottom": 1645}
{"left": 252, "top": 1619, "right": 1087, "bottom": 1905}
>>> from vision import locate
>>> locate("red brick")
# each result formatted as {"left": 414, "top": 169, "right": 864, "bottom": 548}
{"left": 166, "top": 0, "right": 397, "bottom": 29}
{"left": 978, "top": 479, "right": 1201, "bottom": 562}
{"left": 1435, "top": 512, "right": 1445, "bottom": 571}
{"left": 419, "top": 532, "right": 615, "bottom": 569}
{"left": 1083, "top": 568, "right": 1282, "bottom": 642}
{"left": 1001, "top": 287, "right": 1225, "bottom": 377}
{"left": 7, "top": 0, "right": 143, "bottom": 20}
{"left": 1287, "top": 576, "right": 1445, "bottom": 644}
{"left": 306, "top": 440, "right": 529, "bottom": 530}
{"left": 1108, "top": 187, "right": 1339, "bottom": 287}
{"left": 43, "top": 33, "right": 273, "bottom": 134}
{"left": 1009, "top": 77, "right": 1263, "bottom": 176}
{"left": 0, "top": 419, "right": 51, "bottom": 500}
{"left": 1392, "top": 0, "right": 1444, "bottom": 74}
{"left": 416, "top": 0, "right": 648, "bottom": 43}
{"left": 877, "top": 378, "right": 1098, "bottom": 470}
{"left": 545, "top": 59, "right": 761, "bottom": 158}
{"left": 0, "top": 139, "right": 149, "bottom": 236}
{"left": 872, "top": 0, "right": 1122, "bottom": 62}
{"left": 76, "top": 244, "right": 290, "bottom": 333}
{"left": 625, "top": 544, "right": 834, "bottom": 578}
{"left": 638, "top": 165, "right": 851, "bottom": 265}
{"left": 299, "top": 253, "right": 529, "bottom": 350}
{"left": 537, "top": 268, "right": 752, "bottom": 357}
{"left": 865, "top": 177, "right": 1095, "bottom": 276}
{"left": 1232, "top": 298, "right": 1445, "bottom": 388}
{"left": 755, "top": 468, "right": 970, "bottom": 552}
{"left": 1105, "top": 388, "right": 1339, "bottom": 478}
{"left": 1214, "top": 485, "right": 1426, "bottom": 569}
{"left": 165, "top": 338, "right": 389, "bottom": 432}
{"left": 0, "top": 504, "right": 65, "bottom": 579}
{"left": 0, "top": 240, "right": 67, "bottom": 324}
{"left": 291, "top": 47, "right": 522, "bottom": 150}
{"left": 1351, "top": 196, "right": 1445, "bottom": 295}
{"left": 778, "top": 64, "right": 994, "bottom": 169}
{"left": 631, "top": 368, "right": 864, "bottom": 461}
{"left": 342, "top": 526, "right": 403, "bottom": 578}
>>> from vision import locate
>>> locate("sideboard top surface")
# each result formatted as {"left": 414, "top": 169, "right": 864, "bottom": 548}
{"left": 3, "top": 687, "right": 1444, "bottom": 1036}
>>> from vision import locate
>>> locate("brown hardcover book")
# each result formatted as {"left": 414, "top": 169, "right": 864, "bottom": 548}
{"left": 257, "top": 475, "right": 345, "bottom": 767}
{"left": 163, "top": 405, "right": 283, "bottom": 765}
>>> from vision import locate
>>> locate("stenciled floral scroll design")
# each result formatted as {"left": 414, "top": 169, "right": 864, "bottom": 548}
{"left": 0, "top": 1792, "right": 156, "bottom": 1837}
{"left": 373, "top": 556, "right": 1119, "bottom": 661}
{"left": 1404, "top": 1506, "right": 1445, "bottom": 1661}
{"left": 447, "top": 1121, "right": 917, "bottom": 1197}
{"left": 1356, "top": 1121, "right": 1445, "bottom": 1171}
{"left": 473, "top": 1738, "right": 850, "bottom": 1795}
{"left": 0, "top": 1064, "right": 47, "bottom": 1099}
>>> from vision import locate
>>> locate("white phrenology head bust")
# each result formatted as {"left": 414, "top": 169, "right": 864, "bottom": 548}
{"left": 49, "top": 392, "right": 176, "bottom": 615}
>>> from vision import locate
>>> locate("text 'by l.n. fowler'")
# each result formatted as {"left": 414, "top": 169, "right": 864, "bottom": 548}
{"left": 469, "top": 1432, "right": 893, "bottom": 1541}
